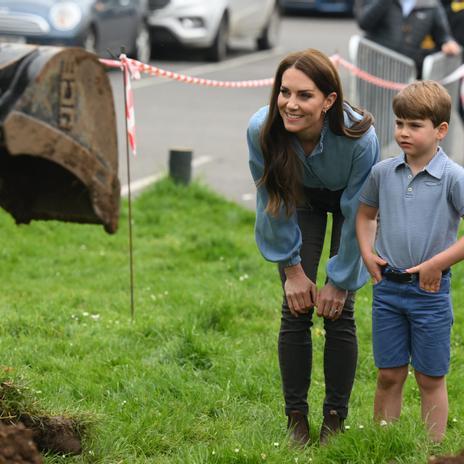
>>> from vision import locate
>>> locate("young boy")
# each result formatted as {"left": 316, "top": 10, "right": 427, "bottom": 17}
{"left": 356, "top": 80, "right": 464, "bottom": 442}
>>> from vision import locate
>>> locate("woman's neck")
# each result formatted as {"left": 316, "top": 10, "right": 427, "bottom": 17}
{"left": 297, "top": 119, "right": 324, "bottom": 154}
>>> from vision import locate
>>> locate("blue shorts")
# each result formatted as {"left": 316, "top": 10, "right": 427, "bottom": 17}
{"left": 372, "top": 272, "right": 453, "bottom": 377}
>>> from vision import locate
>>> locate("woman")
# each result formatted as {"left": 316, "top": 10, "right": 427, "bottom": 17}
{"left": 247, "top": 49, "right": 379, "bottom": 446}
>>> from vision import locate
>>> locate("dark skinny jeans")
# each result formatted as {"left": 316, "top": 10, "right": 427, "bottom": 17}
{"left": 278, "top": 188, "right": 357, "bottom": 420}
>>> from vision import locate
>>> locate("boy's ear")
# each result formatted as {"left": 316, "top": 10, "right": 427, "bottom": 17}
{"left": 436, "top": 122, "right": 449, "bottom": 141}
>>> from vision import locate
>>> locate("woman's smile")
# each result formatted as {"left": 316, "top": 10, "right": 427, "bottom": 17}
{"left": 284, "top": 112, "right": 304, "bottom": 121}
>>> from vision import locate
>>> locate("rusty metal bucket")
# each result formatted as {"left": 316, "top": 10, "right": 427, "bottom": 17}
{"left": 0, "top": 44, "right": 120, "bottom": 234}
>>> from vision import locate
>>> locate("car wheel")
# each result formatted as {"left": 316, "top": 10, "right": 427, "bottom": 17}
{"left": 206, "top": 15, "right": 228, "bottom": 62}
{"left": 83, "top": 28, "right": 97, "bottom": 54}
{"left": 133, "top": 22, "right": 151, "bottom": 63}
{"left": 257, "top": 4, "right": 280, "bottom": 50}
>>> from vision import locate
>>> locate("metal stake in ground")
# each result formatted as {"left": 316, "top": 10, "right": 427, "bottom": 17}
{"left": 121, "top": 47, "right": 136, "bottom": 320}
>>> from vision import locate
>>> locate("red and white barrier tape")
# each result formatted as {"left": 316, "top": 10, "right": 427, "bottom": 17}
{"left": 331, "top": 54, "right": 407, "bottom": 91}
{"left": 120, "top": 54, "right": 139, "bottom": 155}
{"left": 101, "top": 55, "right": 140, "bottom": 155}
{"left": 100, "top": 56, "right": 274, "bottom": 88}
{"left": 101, "top": 54, "right": 464, "bottom": 155}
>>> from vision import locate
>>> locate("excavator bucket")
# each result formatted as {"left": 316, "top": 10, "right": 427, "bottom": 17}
{"left": 0, "top": 44, "right": 120, "bottom": 234}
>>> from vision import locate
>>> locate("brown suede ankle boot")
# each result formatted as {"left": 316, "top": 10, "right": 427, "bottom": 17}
{"left": 319, "top": 409, "right": 344, "bottom": 445}
{"left": 287, "top": 411, "right": 310, "bottom": 447}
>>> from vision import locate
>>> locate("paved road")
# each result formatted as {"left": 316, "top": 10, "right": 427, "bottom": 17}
{"left": 110, "top": 13, "right": 464, "bottom": 208}
{"left": 109, "top": 15, "right": 359, "bottom": 207}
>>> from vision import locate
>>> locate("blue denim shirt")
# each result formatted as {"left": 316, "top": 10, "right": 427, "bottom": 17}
{"left": 247, "top": 104, "right": 380, "bottom": 291}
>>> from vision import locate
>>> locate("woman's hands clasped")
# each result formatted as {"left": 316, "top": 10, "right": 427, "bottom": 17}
{"left": 284, "top": 265, "right": 346, "bottom": 320}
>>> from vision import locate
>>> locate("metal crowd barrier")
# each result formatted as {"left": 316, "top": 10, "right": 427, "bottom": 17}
{"left": 349, "top": 35, "right": 464, "bottom": 163}
{"left": 422, "top": 52, "right": 463, "bottom": 163}
{"left": 349, "top": 35, "right": 416, "bottom": 157}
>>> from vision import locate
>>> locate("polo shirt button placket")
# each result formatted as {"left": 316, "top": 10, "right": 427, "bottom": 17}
{"left": 406, "top": 180, "right": 414, "bottom": 197}
{"left": 405, "top": 169, "right": 414, "bottom": 197}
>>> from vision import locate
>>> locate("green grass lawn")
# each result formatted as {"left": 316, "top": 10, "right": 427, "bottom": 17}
{"left": 1, "top": 179, "right": 464, "bottom": 463}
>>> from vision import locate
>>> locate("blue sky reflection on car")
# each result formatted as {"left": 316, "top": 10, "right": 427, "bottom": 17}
{"left": 0, "top": 0, "right": 151, "bottom": 61}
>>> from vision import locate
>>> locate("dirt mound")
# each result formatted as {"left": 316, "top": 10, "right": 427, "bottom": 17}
{"left": 0, "top": 379, "right": 83, "bottom": 456}
{"left": 429, "top": 450, "right": 464, "bottom": 463}
{"left": 20, "top": 414, "right": 82, "bottom": 455}
{"left": 0, "top": 422, "right": 42, "bottom": 464}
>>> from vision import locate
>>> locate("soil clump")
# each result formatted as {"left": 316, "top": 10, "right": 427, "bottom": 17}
{"left": 0, "top": 422, "right": 42, "bottom": 464}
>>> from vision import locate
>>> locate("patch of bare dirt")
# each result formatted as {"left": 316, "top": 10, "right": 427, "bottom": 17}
{"left": 0, "top": 379, "right": 83, "bottom": 457}
{"left": 429, "top": 450, "right": 464, "bottom": 463}
{"left": 20, "top": 414, "right": 82, "bottom": 455}
{"left": 0, "top": 422, "right": 42, "bottom": 464}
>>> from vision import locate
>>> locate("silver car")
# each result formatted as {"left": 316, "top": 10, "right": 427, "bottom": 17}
{"left": 147, "top": 0, "right": 281, "bottom": 61}
{"left": 0, "top": 0, "right": 152, "bottom": 62}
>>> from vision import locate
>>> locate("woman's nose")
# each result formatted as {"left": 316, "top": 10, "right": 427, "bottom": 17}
{"left": 287, "top": 96, "right": 298, "bottom": 109}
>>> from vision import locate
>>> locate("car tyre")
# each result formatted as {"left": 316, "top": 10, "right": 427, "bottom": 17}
{"left": 257, "top": 4, "right": 280, "bottom": 50}
{"left": 206, "top": 15, "right": 228, "bottom": 62}
{"left": 132, "top": 21, "right": 151, "bottom": 63}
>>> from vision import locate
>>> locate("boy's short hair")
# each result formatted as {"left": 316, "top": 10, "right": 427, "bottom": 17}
{"left": 392, "top": 80, "right": 452, "bottom": 127}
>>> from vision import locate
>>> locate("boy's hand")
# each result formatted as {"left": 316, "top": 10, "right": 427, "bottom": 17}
{"left": 406, "top": 261, "right": 442, "bottom": 292}
{"left": 364, "top": 253, "right": 387, "bottom": 284}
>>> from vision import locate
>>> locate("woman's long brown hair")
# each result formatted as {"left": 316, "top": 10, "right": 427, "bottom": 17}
{"left": 259, "top": 49, "right": 374, "bottom": 216}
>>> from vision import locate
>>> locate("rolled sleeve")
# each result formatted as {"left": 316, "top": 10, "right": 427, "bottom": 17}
{"left": 326, "top": 128, "right": 380, "bottom": 291}
{"left": 247, "top": 110, "right": 302, "bottom": 267}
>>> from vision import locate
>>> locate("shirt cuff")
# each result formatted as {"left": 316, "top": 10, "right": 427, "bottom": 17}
{"left": 281, "top": 254, "right": 301, "bottom": 268}
{"left": 327, "top": 278, "right": 349, "bottom": 291}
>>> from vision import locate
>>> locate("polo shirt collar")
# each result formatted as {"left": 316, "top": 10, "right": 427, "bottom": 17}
{"left": 392, "top": 153, "right": 407, "bottom": 169}
{"left": 393, "top": 148, "right": 447, "bottom": 179}
{"left": 425, "top": 148, "right": 447, "bottom": 179}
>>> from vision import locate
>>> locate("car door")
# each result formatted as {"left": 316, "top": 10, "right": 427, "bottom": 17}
{"left": 92, "top": 0, "right": 116, "bottom": 53}
{"left": 94, "top": 0, "right": 137, "bottom": 54}
{"left": 228, "top": 0, "right": 271, "bottom": 38}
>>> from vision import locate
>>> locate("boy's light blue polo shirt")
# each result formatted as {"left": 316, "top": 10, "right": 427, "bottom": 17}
{"left": 360, "top": 148, "right": 464, "bottom": 269}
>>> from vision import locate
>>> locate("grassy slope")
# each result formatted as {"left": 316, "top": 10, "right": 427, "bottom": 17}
{"left": 0, "top": 179, "right": 463, "bottom": 463}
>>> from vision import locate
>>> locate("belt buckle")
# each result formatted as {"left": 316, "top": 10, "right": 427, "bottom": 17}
{"left": 384, "top": 268, "right": 414, "bottom": 284}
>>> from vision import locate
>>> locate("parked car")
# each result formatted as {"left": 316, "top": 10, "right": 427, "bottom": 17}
{"left": 280, "top": 0, "right": 353, "bottom": 14}
{"left": 147, "top": 0, "right": 281, "bottom": 61}
{"left": 0, "top": 0, "right": 152, "bottom": 62}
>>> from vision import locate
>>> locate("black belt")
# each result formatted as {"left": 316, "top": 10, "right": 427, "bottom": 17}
{"left": 382, "top": 267, "right": 450, "bottom": 284}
